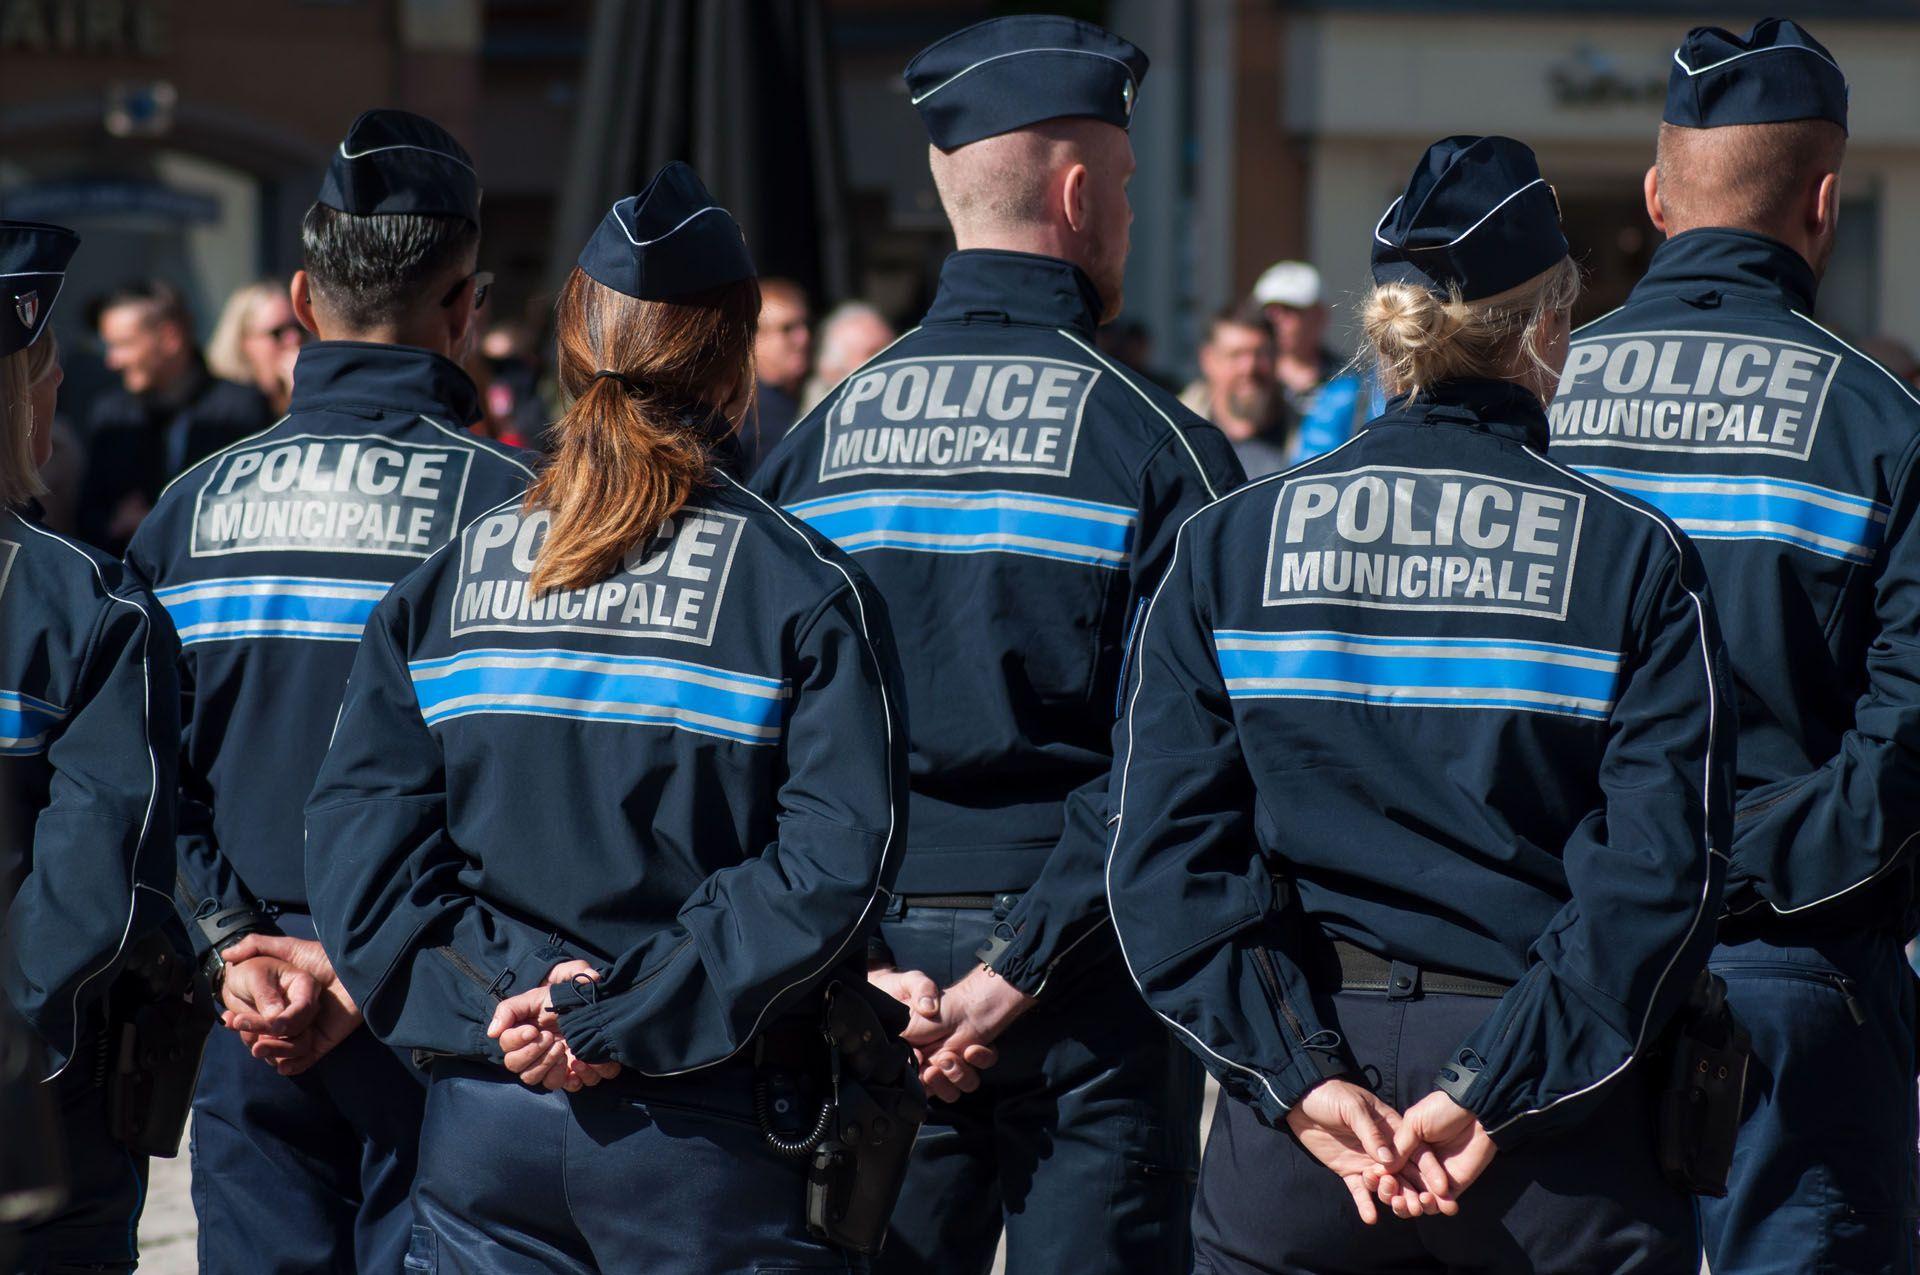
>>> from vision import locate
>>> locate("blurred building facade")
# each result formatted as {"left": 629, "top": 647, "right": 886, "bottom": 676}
{"left": 6, "top": 0, "right": 1919, "bottom": 410}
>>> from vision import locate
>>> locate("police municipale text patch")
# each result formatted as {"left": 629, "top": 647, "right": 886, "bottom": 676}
{"left": 1263, "top": 466, "right": 1586, "bottom": 621}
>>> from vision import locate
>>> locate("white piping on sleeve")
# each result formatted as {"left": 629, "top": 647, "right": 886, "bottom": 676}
{"left": 1485, "top": 450, "right": 1723, "bottom": 1137}
{"left": 621, "top": 473, "right": 902, "bottom": 1079}
{"left": 14, "top": 519, "right": 162, "bottom": 1083}
{"left": 1054, "top": 329, "right": 1219, "bottom": 501}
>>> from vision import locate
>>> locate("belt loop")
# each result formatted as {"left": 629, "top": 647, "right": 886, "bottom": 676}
{"left": 1387, "top": 959, "right": 1421, "bottom": 1001}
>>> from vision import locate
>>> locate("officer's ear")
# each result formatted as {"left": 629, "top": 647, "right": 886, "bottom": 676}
{"left": 1810, "top": 170, "right": 1840, "bottom": 244}
{"left": 1060, "top": 162, "right": 1091, "bottom": 236}
{"left": 289, "top": 272, "right": 321, "bottom": 338}
{"left": 1643, "top": 164, "right": 1669, "bottom": 237}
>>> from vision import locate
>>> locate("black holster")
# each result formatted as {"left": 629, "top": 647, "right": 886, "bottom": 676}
{"left": 755, "top": 979, "right": 926, "bottom": 1256}
{"left": 1656, "top": 970, "right": 1750, "bottom": 1197}
{"left": 104, "top": 928, "right": 215, "bottom": 1157}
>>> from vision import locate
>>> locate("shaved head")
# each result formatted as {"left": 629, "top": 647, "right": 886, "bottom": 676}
{"left": 927, "top": 117, "right": 1136, "bottom": 321}
{"left": 1654, "top": 120, "right": 1845, "bottom": 239}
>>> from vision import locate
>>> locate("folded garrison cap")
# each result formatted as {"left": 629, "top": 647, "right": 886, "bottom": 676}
{"left": 1665, "top": 18, "right": 1848, "bottom": 134}
{"left": 0, "top": 220, "right": 79, "bottom": 358}
{"left": 578, "top": 162, "right": 755, "bottom": 301}
{"left": 904, "top": 14, "right": 1148, "bottom": 150}
{"left": 317, "top": 108, "right": 482, "bottom": 225}
{"left": 1371, "top": 136, "right": 1567, "bottom": 302}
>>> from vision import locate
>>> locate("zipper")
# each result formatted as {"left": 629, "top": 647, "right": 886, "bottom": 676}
{"left": 1250, "top": 947, "right": 1310, "bottom": 1042}
{"left": 1712, "top": 961, "right": 1865, "bottom": 1025}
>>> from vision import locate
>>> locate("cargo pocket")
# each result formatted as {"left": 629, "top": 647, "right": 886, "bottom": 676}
{"left": 403, "top": 1224, "right": 437, "bottom": 1273}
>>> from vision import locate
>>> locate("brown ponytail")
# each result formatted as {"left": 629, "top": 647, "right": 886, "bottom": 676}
{"left": 526, "top": 267, "right": 761, "bottom": 596}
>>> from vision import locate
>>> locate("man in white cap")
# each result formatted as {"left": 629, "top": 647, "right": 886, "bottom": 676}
{"left": 1254, "top": 259, "right": 1376, "bottom": 459}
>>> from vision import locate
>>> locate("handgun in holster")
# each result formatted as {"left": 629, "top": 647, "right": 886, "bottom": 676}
{"left": 1657, "top": 969, "right": 1750, "bottom": 1197}
{"left": 103, "top": 927, "right": 215, "bottom": 1157}
{"left": 754, "top": 978, "right": 928, "bottom": 1255}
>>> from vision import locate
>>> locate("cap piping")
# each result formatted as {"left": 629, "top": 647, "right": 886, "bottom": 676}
{"left": 1377, "top": 178, "right": 1552, "bottom": 253}
{"left": 909, "top": 47, "right": 1135, "bottom": 106}
{"left": 1672, "top": 42, "right": 1844, "bottom": 79}
{"left": 336, "top": 141, "right": 478, "bottom": 174}
{"left": 610, "top": 202, "right": 731, "bottom": 249}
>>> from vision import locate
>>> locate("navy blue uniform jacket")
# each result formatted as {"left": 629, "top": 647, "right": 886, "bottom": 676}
{"left": 2, "top": 507, "right": 179, "bottom": 1077}
{"left": 304, "top": 475, "right": 909, "bottom": 1072}
{"left": 753, "top": 250, "right": 1244, "bottom": 993}
{"left": 1106, "top": 379, "right": 1733, "bottom": 1144}
{"left": 1553, "top": 228, "right": 1920, "bottom": 936}
{"left": 123, "top": 342, "right": 533, "bottom": 950}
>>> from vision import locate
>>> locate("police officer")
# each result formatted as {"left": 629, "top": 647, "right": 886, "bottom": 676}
{"left": 1106, "top": 136, "right": 1734, "bottom": 1274}
{"left": 1553, "top": 22, "right": 1920, "bottom": 1272}
{"left": 122, "top": 110, "right": 533, "bottom": 1273}
{"left": 1, "top": 220, "right": 184, "bottom": 1273}
{"left": 753, "top": 15, "right": 1242, "bottom": 1272}
{"left": 303, "top": 161, "right": 908, "bottom": 1274}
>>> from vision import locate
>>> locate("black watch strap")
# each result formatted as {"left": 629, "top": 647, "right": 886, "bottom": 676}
{"left": 196, "top": 905, "right": 273, "bottom": 955}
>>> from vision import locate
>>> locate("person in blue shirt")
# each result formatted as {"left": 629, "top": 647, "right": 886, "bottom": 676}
{"left": 754, "top": 14, "right": 1243, "bottom": 1273}
{"left": 1551, "top": 21, "right": 1920, "bottom": 1273}
{"left": 1107, "top": 136, "right": 1733, "bottom": 1274}
{"left": 304, "top": 161, "right": 911, "bottom": 1275}
{"left": 1, "top": 220, "right": 184, "bottom": 1273}
{"left": 122, "top": 110, "right": 532, "bottom": 1274}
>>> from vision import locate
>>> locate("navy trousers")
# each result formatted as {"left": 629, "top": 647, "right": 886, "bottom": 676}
{"left": 188, "top": 913, "right": 426, "bottom": 1275}
{"left": 873, "top": 902, "right": 1204, "bottom": 1275}
{"left": 8, "top": 1040, "right": 146, "bottom": 1275}
{"left": 405, "top": 1058, "right": 863, "bottom": 1274}
{"left": 1699, "top": 928, "right": 1918, "bottom": 1275}
{"left": 1192, "top": 983, "right": 1696, "bottom": 1275}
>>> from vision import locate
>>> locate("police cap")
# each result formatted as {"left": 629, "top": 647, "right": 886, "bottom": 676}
{"left": 1371, "top": 136, "right": 1567, "bottom": 303}
{"left": 0, "top": 220, "right": 79, "bottom": 359}
{"left": 904, "top": 15, "right": 1148, "bottom": 151}
{"left": 1665, "top": 18, "right": 1848, "bottom": 134}
{"left": 317, "top": 108, "right": 482, "bottom": 225}
{"left": 577, "top": 162, "right": 755, "bottom": 301}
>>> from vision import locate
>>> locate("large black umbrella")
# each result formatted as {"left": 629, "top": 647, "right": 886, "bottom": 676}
{"left": 548, "top": 0, "right": 852, "bottom": 300}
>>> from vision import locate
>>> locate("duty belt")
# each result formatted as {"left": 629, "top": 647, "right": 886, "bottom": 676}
{"left": 1333, "top": 941, "right": 1511, "bottom": 999}
{"left": 896, "top": 893, "right": 1019, "bottom": 911}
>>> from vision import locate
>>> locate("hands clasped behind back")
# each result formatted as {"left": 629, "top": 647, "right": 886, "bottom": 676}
{"left": 219, "top": 933, "right": 365, "bottom": 1076}
{"left": 488, "top": 959, "right": 623, "bottom": 1093}
{"left": 1288, "top": 1079, "right": 1497, "bottom": 1224}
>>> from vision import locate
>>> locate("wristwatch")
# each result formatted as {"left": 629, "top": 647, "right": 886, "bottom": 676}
{"left": 194, "top": 905, "right": 274, "bottom": 1007}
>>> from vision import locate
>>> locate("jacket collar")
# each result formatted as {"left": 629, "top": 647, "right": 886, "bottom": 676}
{"left": 1379, "top": 377, "right": 1551, "bottom": 450}
{"left": 1631, "top": 227, "right": 1819, "bottom": 314}
{"left": 923, "top": 250, "right": 1105, "bottom": 335}
{"left": 288, "top": 341, "right": 483, "bottom": 427}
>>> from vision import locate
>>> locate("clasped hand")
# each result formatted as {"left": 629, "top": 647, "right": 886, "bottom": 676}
{"left": 486, "top": 960, "right": 623, "bottom": 1093}
{"left": 218, "top": 934, "right": 362, "bottom": 1077}
{"left": 868, "top": 963, "right": 1030, "bottom": 1103}
{"left": 1286, "top": 1080, "right": 1497, "bottom": 1224}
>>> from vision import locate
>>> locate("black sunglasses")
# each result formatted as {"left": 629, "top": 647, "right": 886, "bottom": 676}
{"left": 441, "top": 270, "right": 494, "bottom": 311}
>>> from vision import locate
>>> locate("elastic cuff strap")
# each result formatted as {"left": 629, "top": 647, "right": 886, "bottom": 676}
{"left": 973, "top": 921, "right": 1016, "bottom": 970}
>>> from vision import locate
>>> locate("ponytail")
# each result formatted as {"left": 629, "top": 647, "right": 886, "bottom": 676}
{"left": 525, "top": 267, "right": 761, "bottom": 596}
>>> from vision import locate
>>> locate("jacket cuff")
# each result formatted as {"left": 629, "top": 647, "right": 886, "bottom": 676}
{"left": 975, "top": 921, "right": 1048, "bottom": 996}
{"left": 550, "top": 982, "right": 620, "bottom": 1065}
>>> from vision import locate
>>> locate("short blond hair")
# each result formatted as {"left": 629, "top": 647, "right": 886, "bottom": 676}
{"left": 1361, "top": 258, "right": 1581, "bottom": 399}
{"left": 206, "top": 280, "right": 287, "bottom": 384}
{"left": 1, "top": 330, "right": 58, "bottom": 509}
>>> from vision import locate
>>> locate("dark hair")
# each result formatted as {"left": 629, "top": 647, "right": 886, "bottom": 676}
{"left": 299, "top": 203, "right": 480, "bottom": 331}
{"left": 526, "top": 268, "right": 762, "bottom": 596}
{"left": 88, "top": 278, "right": 192, "bottom": 335}
{"left": 1207, "top": 301, "right": 1271, "bottom": 344}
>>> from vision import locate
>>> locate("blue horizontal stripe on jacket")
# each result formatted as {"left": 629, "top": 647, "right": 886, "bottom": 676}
{"left": 154, "top": 576, "right": 391, "bottom": 646}
{"left": 786, "top": 488, "right": 1136, "bottom": 568}
{"left": 1574, "top": 466, "right": 1887, "bottom": 564}
{"left": 407, "top": 648, "right": 788, "bottom": 745}
{"left": 1212, "top": 629, "right": 1623, "bottom": 721}
{"left": 0, "top": 688, "right": 66, "bottom": 756}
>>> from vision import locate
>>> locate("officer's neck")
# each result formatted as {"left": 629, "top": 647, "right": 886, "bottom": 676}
{"left": 952, "top": 225, "right": 1094, "bottom": 282}
{"left": 1660, "top": 216, "right": 1826, "bottom": 285}
{"left": 312, "top": 318, "right": 457, "bottom": 361}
